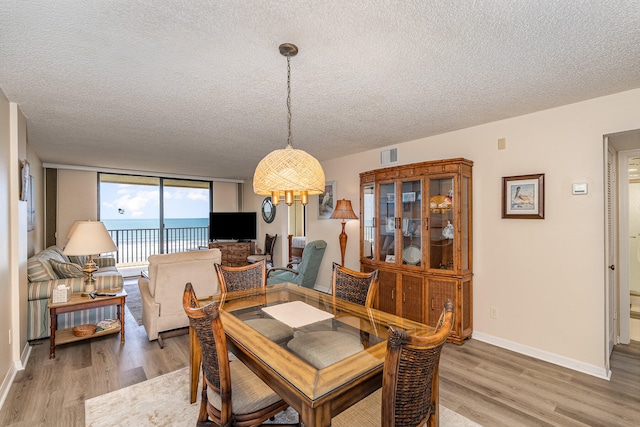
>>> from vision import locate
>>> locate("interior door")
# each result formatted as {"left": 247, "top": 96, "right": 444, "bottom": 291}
{"left": 606, "top": 143, "right": 617, "bottom": 358}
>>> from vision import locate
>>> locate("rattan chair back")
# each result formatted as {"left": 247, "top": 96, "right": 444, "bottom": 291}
{"left": 331, "top": 262, "right": 380, "bottom": 308}
{"left": 264, "top": 233, "right": 277, "bottom": 261}
{"left": 381, "top": 299, "right": 454, "bottom": 427}
{"left": 183, "top": 282, "right": 295, "bottom": 427}
{"left": 215, "top": 259, "right": 267, "bottom": 293}
{"left": 182, "top": 283, "right": 232, "bottom": 425}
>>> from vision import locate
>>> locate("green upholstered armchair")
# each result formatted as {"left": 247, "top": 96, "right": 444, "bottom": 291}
{"left": 266, "top": 240, "right": 327, "bottom": 289}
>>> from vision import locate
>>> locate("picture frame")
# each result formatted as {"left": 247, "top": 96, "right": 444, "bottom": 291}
{"left": 402, "top": 192, "right": 416, "bottom": 203}
{"left": 403, "top": 218, "right": 421, "bottom": 236}
{"left": 20, "top": 159, "right": 29, "bottom": 201}
{"left": 318, "top": 181, "right": 336, "bottom": 219}
{"left": 386, "top": 217, "right": 395, "bottom": 233}
{"left": 502, "top": 173, "right": 545, "bottom": 219}
{"left": 27, "top": 175, "right": 35, "bottom": 231}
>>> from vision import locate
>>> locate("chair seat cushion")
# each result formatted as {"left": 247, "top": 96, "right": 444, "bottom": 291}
{"left": 331, "top": 389, "right": 381, "bottom": 426}
{"left": 207, "top": 360, "right": 283, "bottom": 415}
{"left": 245, "top": 318, "right": 294, "bottom": 342}
{"left": 247, "top": 254, "right": 268, "bottom": 263}
{"left": 287, "top": 331, "right": 364, "bottom": 369}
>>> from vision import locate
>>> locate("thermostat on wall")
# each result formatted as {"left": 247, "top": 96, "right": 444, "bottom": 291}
{"left": 572, "top": 182, "right": 588, "bottom": 195}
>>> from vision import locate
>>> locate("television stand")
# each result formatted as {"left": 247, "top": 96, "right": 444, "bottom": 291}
{"left": 208, "top": 241, "right": 254, "bottom": 267}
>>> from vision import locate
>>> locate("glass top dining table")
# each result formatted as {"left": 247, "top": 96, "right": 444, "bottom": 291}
{"left": 189, "top": 282, "right": 435, "bottom": 427}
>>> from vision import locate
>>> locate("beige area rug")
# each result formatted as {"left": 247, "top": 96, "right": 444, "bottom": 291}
{"left": 85, "top": 367, "right": 481, "bottom": 426}
{"left": 123, "top": 279, "right": 143, "bottom": 326}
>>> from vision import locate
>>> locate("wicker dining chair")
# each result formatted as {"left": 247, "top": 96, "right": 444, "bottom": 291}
{"left": 331, "top": 262, "right": 380, "bottom": 308}
{"left": 247, "top": 233, "right": 277, "bottom": 267}
{"left": 215, "top": 259, "right": 267, "bottom": 293}
{"left": 182, "top": 283, "right": 298, "bottom": 427}
{"left": 382, "top": 299, "right": 454, "bottom": 426}
{"left": 215, "top": 259, "right": 293, "bottom": 343}
{"left": 286, "top": 264, "right": 380, "bottom": 368}
{"left": 332, "top": 299, "right": 455, "bottom": 427}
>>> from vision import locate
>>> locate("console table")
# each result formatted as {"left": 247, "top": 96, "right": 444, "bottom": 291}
{"left": 208, "top": 241, "right": 254, "bottom": 267}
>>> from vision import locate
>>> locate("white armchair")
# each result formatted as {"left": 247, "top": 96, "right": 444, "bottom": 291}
{"left": 138, "top": 249, "right": 221, "bottom": 342}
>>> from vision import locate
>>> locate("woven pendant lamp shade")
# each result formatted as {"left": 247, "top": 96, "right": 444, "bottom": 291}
{"left": 253, "top": 145, "right": 325, "bottom": 198}
{"left": 253, "top": 43, "right": 325, "bottom": 205}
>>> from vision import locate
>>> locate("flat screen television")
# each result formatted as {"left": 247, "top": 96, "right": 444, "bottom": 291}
{"left": 209, "top": 212, "right": 257, "bottom": 242}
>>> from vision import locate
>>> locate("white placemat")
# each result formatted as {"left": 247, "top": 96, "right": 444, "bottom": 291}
{"left": 261, "top": 301, "right": 334, "bottom": 328}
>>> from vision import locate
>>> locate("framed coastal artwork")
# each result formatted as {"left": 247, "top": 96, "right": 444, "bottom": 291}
{"left": 27, "top": 175, "right": 35, "bottom": 231}
{"left": 318, "top": 181, "right": 336, "bottom": 219}
{"left": 502, "top": 173, "right": 545, "bottom": 219}
{"left": 20, "top": 159, "right": 30, "bottom": 201}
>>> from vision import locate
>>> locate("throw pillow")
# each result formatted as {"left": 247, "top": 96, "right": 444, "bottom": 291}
{"left": 68, "top": 255, "right": 89, "bottom": 266}
{"left": 50, "top": 259, "right": 85, "bottom": 279}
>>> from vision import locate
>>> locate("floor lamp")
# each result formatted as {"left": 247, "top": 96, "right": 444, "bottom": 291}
{"left": 330, "top": 199, "right": 358, "bottom": 266}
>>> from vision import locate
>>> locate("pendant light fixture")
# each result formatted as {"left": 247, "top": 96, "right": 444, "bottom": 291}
{"left": 253, "top": 43, "right": 325, "bottom": 206}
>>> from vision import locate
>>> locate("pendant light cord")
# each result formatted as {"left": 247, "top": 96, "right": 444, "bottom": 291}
{"left": 286, "top": 55, "right": 292, "bottom": 148}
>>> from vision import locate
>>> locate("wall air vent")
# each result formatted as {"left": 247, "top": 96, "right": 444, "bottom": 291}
{"left": 380, "top": 148, "right": 398, "bottom": 166}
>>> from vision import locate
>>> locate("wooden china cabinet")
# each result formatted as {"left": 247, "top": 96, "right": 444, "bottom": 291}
{"left": 360, "top": 158, "right": 473, "bottom": 344}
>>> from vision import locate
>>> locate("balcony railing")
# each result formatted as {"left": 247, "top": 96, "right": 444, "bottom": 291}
{"left": 108, "top": 226, "right": 209, "bottom": 264}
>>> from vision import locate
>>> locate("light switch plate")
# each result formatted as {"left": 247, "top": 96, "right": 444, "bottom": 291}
{"left": 572, "top": 182, "right": 588, "bottom": 195}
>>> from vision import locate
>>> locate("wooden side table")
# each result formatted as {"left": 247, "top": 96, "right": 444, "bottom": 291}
{"left": 48, "top": 289, "right": 127, "bottom": 359}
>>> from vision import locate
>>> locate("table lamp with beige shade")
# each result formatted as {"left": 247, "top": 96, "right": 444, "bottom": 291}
{"left": 330, "top": 199, "right": 358, "bottom": 267}
{"left": 63, "top": 220, "right": 117, "bottom": 293}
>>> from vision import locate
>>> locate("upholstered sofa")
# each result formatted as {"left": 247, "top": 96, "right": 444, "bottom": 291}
{"left": 138, "top": 249, "right": 221, "bottom": 342}
{"left": 27, "top": 245, "right": 123, "bottom": 340}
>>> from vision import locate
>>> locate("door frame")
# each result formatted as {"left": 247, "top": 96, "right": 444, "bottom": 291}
{"left": 604, "top": 140, "right": 617, "bottom": 372}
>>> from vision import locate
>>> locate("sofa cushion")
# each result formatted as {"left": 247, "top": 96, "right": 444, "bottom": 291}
{"left": 27, "top": 247, "right": 70, "bottom": 282}
{"left": 47, "top": 245, "right": 70, "bottom": 262}
{"left": 27, "top": 255, "right": 57, "bottom": 282}
{"left": 68, "top": 255, "right": 89, "bottom": 266}
{"left": 50, "top": 259, "right": 85, "bottom": 278}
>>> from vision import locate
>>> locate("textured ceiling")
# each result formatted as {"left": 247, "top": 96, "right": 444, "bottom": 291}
{"left": 1, "top": 1, "right": 640, "bottom": 180}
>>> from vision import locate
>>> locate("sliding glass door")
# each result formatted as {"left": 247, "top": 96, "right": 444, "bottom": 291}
{"left": 99, "top": 174, "right": 211, "bottom": 264}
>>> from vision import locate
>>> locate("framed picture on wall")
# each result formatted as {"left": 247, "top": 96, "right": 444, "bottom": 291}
{"left": 27, "top": 175, "right": 35, "bottom": 231}
{"left": 502, "top": 173, "right": 545, "bottom": 219}
{"left": 20, "top": 159, "right": 30, "bottom": 201}
{"left": 318, "top": 181, "right": 336, "bottom": 219}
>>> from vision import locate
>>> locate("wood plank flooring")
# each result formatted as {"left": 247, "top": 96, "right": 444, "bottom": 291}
{"left": 1, "top": 304, "right": 638, "bottom": 426}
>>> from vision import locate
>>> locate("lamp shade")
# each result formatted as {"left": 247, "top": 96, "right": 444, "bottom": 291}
{"left": 253, "top": 145, "right": 326, "bottom": 198}
{"left": 63, "top": 221, "right": 117, "bottom": 256}
{"left": 330, "top": 199, "right": 358, "bottom": 220}
{"left": 66, "top": 220, "right": 82, "bottom": 240}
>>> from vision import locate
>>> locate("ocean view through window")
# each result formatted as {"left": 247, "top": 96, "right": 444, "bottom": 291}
{"left": 99, "top": 174, "right": 211, "bottom": 264}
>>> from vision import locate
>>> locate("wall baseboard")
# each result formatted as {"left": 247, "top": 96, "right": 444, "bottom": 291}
{"left": 0, "top": 342, "right": 31, "bottom": 412}
{"left": 472, "top": 332, "right": 611, "bottom": 380}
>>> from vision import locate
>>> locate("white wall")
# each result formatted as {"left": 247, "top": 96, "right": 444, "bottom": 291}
{"left": 56, "top": 169, "right": 98, "bottom": 247}
{"left": 0, "top": 87, "right": 13, "bottom": 408}
{"left": 213, "top": 181, "right": 240, "bottom": 212}
{"left": 243, "top": 186, "right": 287, "bottom": 267}
{"left": 26, "top": 145, "right": 43, "bottom": 257}
{"left": 300, "top": 88, "right": 640, "bottom": 376}
{"left": 0, "top": 92, "right": 33, "bottom": 409}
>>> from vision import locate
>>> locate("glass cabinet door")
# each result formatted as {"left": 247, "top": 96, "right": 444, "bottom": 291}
{"left": 362, "top": 184, "right": 375, "bottom": 260}
{"left": 428, "top": 177, "right": 455, "bottom": 271}
{"left": 461, "top": 176, "right": 470, "bottom": 271}
{"left": 378, "top": 182, "right": 396, "bottom": 263}
{"left": 399, "top": 179, "right": 422, "bottom": 266}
